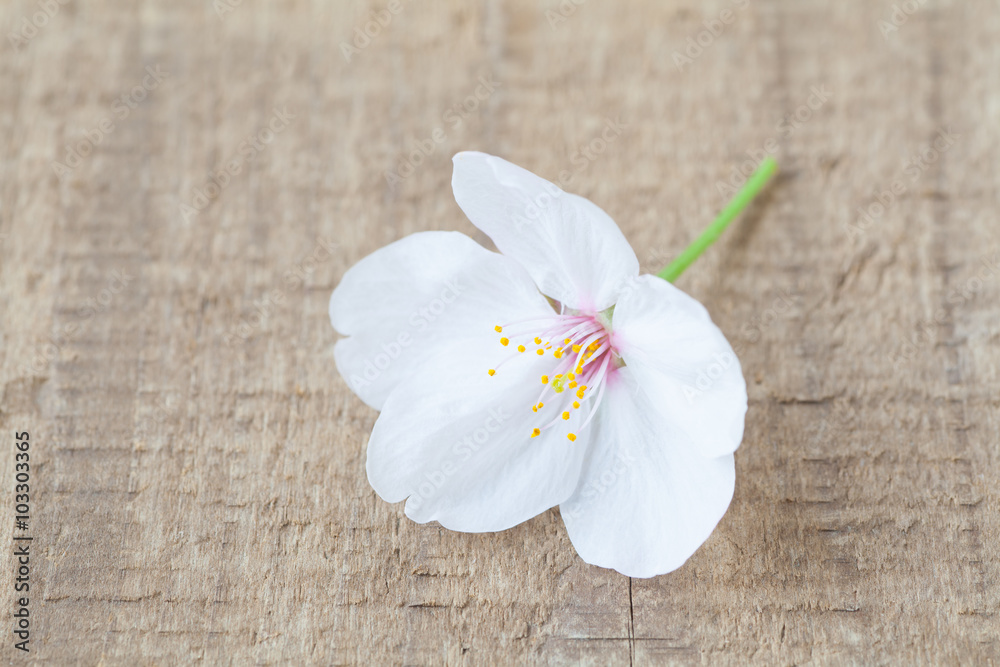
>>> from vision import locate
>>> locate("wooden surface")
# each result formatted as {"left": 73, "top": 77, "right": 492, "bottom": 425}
{"left": 1, "top": 0, "right": 998, "bottom": 663}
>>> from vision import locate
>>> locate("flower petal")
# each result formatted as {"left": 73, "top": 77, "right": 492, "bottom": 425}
{"left": 612, "top": 275, "right": 747, "bottom": 458}
{"left": 452, "top": 151, "right": 639, "bottom": 312}
{"left": 560, "top": 367, "right": 736, "bottom": 578}
{"left": 366, "top": 350, "right": 591, "bottom": 532}
{"left": 329, "top": 231, "right": 553, "bottom": 410}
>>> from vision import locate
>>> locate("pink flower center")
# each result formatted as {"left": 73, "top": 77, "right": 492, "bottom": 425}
{"left": 490, "top": 312, "right": 619, "bottom": 441}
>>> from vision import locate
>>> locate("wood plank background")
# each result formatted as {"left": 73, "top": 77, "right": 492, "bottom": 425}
{"left": 1, "top": 0, "right": 997, "bottom": 663}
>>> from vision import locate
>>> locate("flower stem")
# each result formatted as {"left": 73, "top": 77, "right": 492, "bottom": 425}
{"left": 658, "top": 156, "right": 778, "bottom": 283}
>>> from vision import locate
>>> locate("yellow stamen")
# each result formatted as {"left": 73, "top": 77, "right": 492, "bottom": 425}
{"left": 576, "top": 388, "right": 586, "bottom": 399}
{"left": 567, "top": 433, "right": 577, "bottom": 442}
{"left": 572, "top": 344, "right": 582, "bottom": 353}
{"left": 554, "top": 349, "right": 563, "bottom": 359}
{"left": 488, "top": 369, "right": 496, "bottom": 376}
{"left": 564, "top": 338, "right": 572, "bottom": 344}
{"left": 541, "top": 375, "right": 549, "bottom": 384}
{"left": 495, "top": 325, "right": 502, "bottom": 332}
{"left": 536, "top": 349, "right": 544, "bottom": 356}
{"left": 537, "top": 402, "right": 544, "bottom": 409}
{"left": 531, "top": 428, "right": 541, "bottom": 438}
{"left": 569, "top": 381, "right": 577, "bottom": 388}
{"left": 500, "top": 337, "right": 509, "bottom": 346}
{"left": 567, "top": 373, "right": 575, "bottom": 380}
{"left": 517, "top": 345, "right": 526, "bottom": 353}
{"left": 573, "top": 401, "right": 580, "bottom": 409}
{"left": 562, "top": 411, "right": 570, "bottom": 420}
{"left": 534, "top": 337, "right": 542, "bottom": 345}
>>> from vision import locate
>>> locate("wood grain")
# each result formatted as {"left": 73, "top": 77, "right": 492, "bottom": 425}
{"left": 1, "top": 0, "right": 997, "bottom": 663}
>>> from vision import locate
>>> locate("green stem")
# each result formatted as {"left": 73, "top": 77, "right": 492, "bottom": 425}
{"left": 658, "top": 156, "right": 778, "bottom": 283}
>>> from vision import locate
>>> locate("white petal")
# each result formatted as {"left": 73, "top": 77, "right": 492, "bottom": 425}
{"left": 452, "top": 151, "right": 639, "bottom": 312}
{"left": 366, "top": 350, "right": 591, "bottom": 532}
{"left": 560, "top": 368, "right": 736, "bottom": 578}
{"left": 612, "top": 274, "right": 747, "bottom": 458}
{"left": 329, "top": 231, "right": 552, "bottom": 410}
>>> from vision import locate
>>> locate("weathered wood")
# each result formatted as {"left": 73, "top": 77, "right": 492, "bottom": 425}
{"left": 0, "top": 0, "right": 997, "bottom": 663}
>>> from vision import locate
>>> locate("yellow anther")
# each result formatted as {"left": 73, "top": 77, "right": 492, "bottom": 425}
{"left": 495, "top": 325, "right": 503, "bottom": 332}
{"left": 569, "top": 381, "right": 577, "bottom": 388}
{"left": 545, "top": 343, "right": 552, "bottom": 349}
{"left": 531, "top": 428, "right": 541, "bottom": 438}
{"left": 500, "top": 337, "right": 509, "bottom": 346}
{"left": 554, "top": 374, "right": 564, "bottom": 379}
{"left": 534, "top": 337, "right": 542, "bottom": 345}
{"left": 532, "top": 404, "right": 538, "bottom": 412}
{"left": 554, "top": 349, "right": 563, "bottom": 359}
{"left": 568, "top": 373, "right": 576, "bottom": 380}
{"left": 573, "top": 401, "right": 580, "bottom": 409}
{"left": 567, "top": 433, "right": 577, "bottom": 442}
{"left": 537, "top": 402, "right": 543, "bottom": 409}
{"left": 517, "top": 345, "right": 526, "bottom": 353}
{"left": 572, "top": 344, "right": 582, "bottom": 353}
{"left": 576, "top": 388, "right": 586, "bottom": 399}
{"left": 562, "top": 411, "right": 570, "bottom": 420}
{"left": 488, "top": 369, "right": 496, "bottom": 376}
{"left": 564, "top": 338, "right": 572, "bottom": 344}
{"left": 541, "top": 375, "right": 549, "bottom": 384}
{"left": 536, "top": 349, "right": 544, "bottom": 356}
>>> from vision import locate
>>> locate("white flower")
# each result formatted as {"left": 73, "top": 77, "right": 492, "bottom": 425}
{"left": 329, "top": 151, "right": 747, "bottom": 578}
